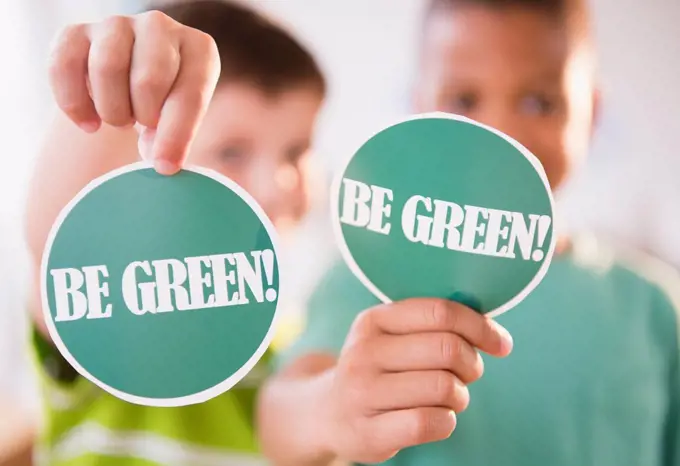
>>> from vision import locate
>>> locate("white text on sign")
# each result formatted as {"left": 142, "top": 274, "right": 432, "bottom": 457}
{"left": 339, "top": 178, "right": 551, "bottom": 262}
{"left": 49, "top": 249, "right": 277, "bottom": 323}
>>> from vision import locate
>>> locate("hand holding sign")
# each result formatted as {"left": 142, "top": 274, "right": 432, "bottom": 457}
{"left": 303, "top": 113, "right": 552, "bottom": 463}
{"left": 322, "top": 298, "right": 512, "bottom": 464}
{"left": 48, "top": 10, "right": 220, "bottom": 174}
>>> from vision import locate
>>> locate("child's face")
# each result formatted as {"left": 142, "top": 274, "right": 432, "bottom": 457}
{"left": 188, "top": 83, "right": 323, "bottom": 232}
{"left": 415, "top": 6, "right": 597, "bottom": 190}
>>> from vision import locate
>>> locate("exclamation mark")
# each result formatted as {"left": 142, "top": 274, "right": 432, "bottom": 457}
{"left": 261, "top": 249, "right": 278, "bottom": 302}
{"left": 531, "top": 215, "right": 552, "bottom": 262}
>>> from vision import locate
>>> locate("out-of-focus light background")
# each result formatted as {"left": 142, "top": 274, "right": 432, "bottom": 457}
{"left": 0, "top": 0, "right": 678, "bottom": 463}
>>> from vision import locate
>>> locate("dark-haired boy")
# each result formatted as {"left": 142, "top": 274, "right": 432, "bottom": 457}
{"left": 258, "top": 1, "right": 680, "bottom": 465}
{"left": 25, "top": 1, "right": 326, "bottom": 464}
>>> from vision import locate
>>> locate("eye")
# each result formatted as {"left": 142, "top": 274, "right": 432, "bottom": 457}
{"left": 446, "top": 92, "right": 478, "bottom": 114}
{"left": 285, "top": 143, "right": 309, "bottom": 165}
{"left": 219, "top": 146, "right": 247, "bottom": 164}
{"left": 519, "top": 93, "right": 556, "bottom": 116}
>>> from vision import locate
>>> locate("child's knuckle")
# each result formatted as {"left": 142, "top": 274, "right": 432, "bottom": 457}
{"left": 408, "top": 410, "right": 437, "bottom": 444}
{"left": 433, "top": 371, "right": 455, "bottom": 405}
{"left": 59, "top": 23, "right": 87, "bottom": 43}
{"left": 100, "top": 15, "right": 130, "bottom": 34}
{"left": 192, "top": 30, "right": 218, "bottom": 53}
{"left": 427, "top": 299, "right": 452, "bottom": 328}
{"left": 139, "top": 9, "right": 172, "bottom": 29}
{"left": 438, "top": 333, "right": 461, "bottom": 362}
{"left": 90, "top": 51, "right": 128, "bottom": 77}
{"left": 132, "top": 71, "right": 164, "bottom": 94}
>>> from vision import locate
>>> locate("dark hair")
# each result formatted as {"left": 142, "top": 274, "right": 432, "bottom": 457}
{"left": 149, "top": 0, "right": 326, "bottom": 96}
{"left": 425, "top": 0, "right": 591, "bottom": 42}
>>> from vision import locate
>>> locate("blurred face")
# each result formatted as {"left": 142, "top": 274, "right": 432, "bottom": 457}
{"left": 188, "top": 83, "right": 323, "bottom": 232}
{"left": 415, "top": 6, "right": 597, "bottom": 191}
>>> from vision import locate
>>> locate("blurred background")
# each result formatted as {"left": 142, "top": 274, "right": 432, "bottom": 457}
{"left": 0, "top": 0, "right": 678, "bottom": 464}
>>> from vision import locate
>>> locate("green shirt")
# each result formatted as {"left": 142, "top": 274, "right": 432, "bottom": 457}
{"left": 283, "top": 236, "right": 680, "bottom": 466}
{"left": 32, "top": 329, "right": 274, "bottom": 465}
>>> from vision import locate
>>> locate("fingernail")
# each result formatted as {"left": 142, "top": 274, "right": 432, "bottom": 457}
{"left": 447, "top": 410, "right": 457, "bottom": 433}
{"left": 79, "top": 120, "right": 100, "bottom": 133}
{"left": 138, "top": 137, "right": 151, "bottom": 161}
{"left": 154, "top": 159, "right": 179, "bottom": 176}
{"left": 137, "top": 127, "right": 155, "bottom": 161}
{"left": 494, "top": 322, "right": 514, "bottom": 354}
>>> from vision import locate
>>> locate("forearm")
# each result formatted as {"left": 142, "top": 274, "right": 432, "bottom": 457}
{"left": 25, "top": 113, "right": 138, "bottom": 341}
{"left": 257, "top": 354, "right": 340, "bottom": 466}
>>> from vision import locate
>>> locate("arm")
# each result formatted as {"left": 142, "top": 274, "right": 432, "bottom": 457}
{"left": 258, "top": 354, "right": 338, "bottom": 466}
{"left": 24, "top": 11, "right": 220, "bottom": 341}
{"left": 258, "top": 263, "right": 363, "bottom": 466}
{"left": 25, "top": 115, "right": 137, "bottom": 339}
{"left": 258, "top": 296, "right": 512, "bottom": 466}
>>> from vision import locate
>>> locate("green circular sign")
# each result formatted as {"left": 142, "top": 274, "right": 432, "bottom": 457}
{"left": 41, "top": 162, "right": 281, "bottom": 407}
{"left": 332, "top": 113, "right": 556, "bottom": 316}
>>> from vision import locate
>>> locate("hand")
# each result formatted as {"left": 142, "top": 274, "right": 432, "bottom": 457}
{"left": 323, "top": 298, "right": 513, "bottom": 464}
{"left": 47, "top": 11, "right": 221, "bottom": 175}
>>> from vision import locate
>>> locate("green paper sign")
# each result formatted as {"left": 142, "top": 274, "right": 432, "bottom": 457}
{"left": 41, "top": 162, "right": 281, "bottom": 407}
{"left": 332, "top": 113, "right": 556, "bottom": 316}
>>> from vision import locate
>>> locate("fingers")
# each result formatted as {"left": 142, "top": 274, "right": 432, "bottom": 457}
{"left": 48, "top": 24, "right": 99, "bottom": 131}
{"left": 130, "top": 11, "right": 181, "bottom": 129}
{"left": 366, "top": 408, "right": 456, "bottom": 461}
{"left": 358, "top": 298, "right": 513, "bottom": 357}
{"left": 88, "top": 16, "right": 135, "bottom": 127}
{"left": 370, "top": 333, "right": 484, "bottom": 384}
{"left": 48, "top": 11, "right": 220, "bottom": 175}
{"left": 151, "top": 27, "right": 220, "bottom": 174}
{"left": 369, "top": 371, "right": 469, "bottom": 413}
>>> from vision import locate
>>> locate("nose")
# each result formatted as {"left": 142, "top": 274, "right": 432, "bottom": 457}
{"left": 474, "top": 108, "right": 524, "bottom": 144}
{"left": 246, "top": 161, "right": 278, "bottom": 215}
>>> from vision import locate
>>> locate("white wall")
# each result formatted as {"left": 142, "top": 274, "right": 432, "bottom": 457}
{"left": 0, "top": 0, "right": 46, "bottom": 411}
{"left": 0, "top": 0, "right": 134, "bottom": 407}
{"left": 562, "top": 0, "right": 680, "bottom": 267}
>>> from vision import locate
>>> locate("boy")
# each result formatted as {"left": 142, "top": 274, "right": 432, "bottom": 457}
{"left": 258, "top": 0, "right": 680, "bottom": 465}
{"left": 24, "top": 1, "right": 327, "bottom": 464}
